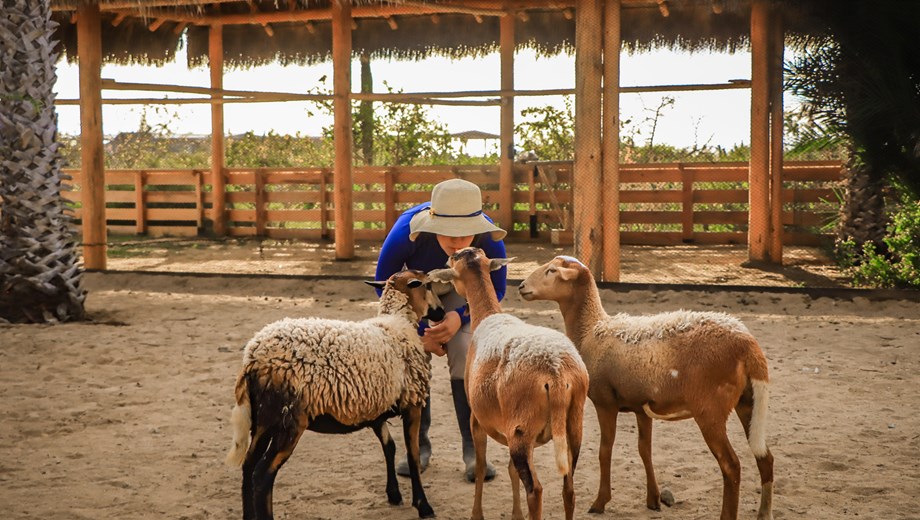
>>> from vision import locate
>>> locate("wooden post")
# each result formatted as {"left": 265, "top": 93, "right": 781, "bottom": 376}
{"left": 194, "top": 170, "right": 204, "bottom": 229}
{"left": 332, "top": 0, "right": 354, "bottom": 259}
{"left": 680, "top": 164, "right": 694, "bottom": 243}
{"left": 498, "top": 13, "right": 514, "bottom": 231}
{"left": 77, "top": 3, "right": 106, "bottom": 269}
{"left": 384, "top": 169, "right": 396, "bottom": 232}
{"left": 769, "top": 8, "right": 785, "bottom": 263}
{"left": 254, "top": 168, "right": 266, "bottom": 235}
{"left": 528, "top": 166, "right": 537, "bottom": 238}
{"left": 320, "top": 169, "right": 328, "bottom": 239}
{"left": 574, "top": 0, "right": 604, "bottom": 276}
{"left": 602, "top": 0, "right": 621, "bottom": 281}
{"left": 134, "top": 170, "right": 146, "bottom": 234}
{"left": 749, "top": 0, "right": 771, "bottom": 262}
{"left": 209, "top": 24, "right": 227, "bottom": 235}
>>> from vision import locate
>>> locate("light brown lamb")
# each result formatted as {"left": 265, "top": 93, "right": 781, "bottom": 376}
{"left": 428, "top": 247, "right": 589, "bottom": 520}
{"left": 519, "top": 255, "right": 774, "bottom": 520}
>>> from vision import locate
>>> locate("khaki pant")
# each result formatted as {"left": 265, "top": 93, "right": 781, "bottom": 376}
{"left": 437, "top": 289, "right": 472, "bottom": 380}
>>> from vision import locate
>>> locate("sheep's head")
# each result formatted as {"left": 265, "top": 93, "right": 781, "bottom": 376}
{"left": 366, "top": 269, "right": 446, "bottom": 322}
{"left": 518, "top": 255, "right": 589, "bottom": 303}
{"left": 427, "top": 247, "right": 510, "bottom": 299}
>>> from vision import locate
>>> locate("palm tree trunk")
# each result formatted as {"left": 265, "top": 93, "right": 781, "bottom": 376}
{"left": 0, "top": 0, "right": 86, "bottom": 323}
{"left": 836, "top": 153, "right": 889, "bottom": 255}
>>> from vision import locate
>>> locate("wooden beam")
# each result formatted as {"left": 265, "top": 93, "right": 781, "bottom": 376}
{"left": 574, "top": 0, "right": 604, "bottom": 276}
{"left": 332, "top": 0, "right": 354, "bottom": 259}
{"left": 498, "top": 12, "right": 515, "bottom": 231}
{"left": 749, "top": 0, "right": 770, "bottom": 262}
{"left": 602, "top": 0, "right": 621, "bottom": 282}
{"left": 769, "top": 7, "right": 784, "bottom": 263}
{"left": 77, "top": 3, "right": 107, "bottom": 270}
{"left": 209, "top": 24, "right": 227, "bottom": 236}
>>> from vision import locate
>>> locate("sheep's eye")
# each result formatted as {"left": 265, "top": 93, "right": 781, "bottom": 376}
{"left": 407, "top": 280, "right": 423, "bottom": 288}
{"left": 546, "top": 267, "right": 556, "bottom": 275}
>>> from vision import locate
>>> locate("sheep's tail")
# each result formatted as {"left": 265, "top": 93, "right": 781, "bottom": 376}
{"left": 225, "top": 371, "right": 252, "bottom": 467}
{"left": 547, "top": 379, "right": 571, "bottom": 476}
{"left": 745, "top": 340, "right": 771, "bottom": 459}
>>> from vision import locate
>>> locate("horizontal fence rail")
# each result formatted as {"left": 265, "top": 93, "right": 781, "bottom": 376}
{"left": 62, "top": 160, "right": 843, "bottom": 246}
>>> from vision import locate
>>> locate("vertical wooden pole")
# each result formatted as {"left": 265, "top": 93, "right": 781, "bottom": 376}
{"left": 254, "top": 168, "right": 266, "bottom": 235}
{"left": 320, "top": 169, "right": 329, "bottom": 239}
{"left": 574, "top": 0, "right": 604, "bottom": 276}
{"left": 77, "top": 3, "right": 106, "bottom": 269}
{"left": 749, "top": 0, "right": 770, "bottom": 262}
{"left": 680, "top": 164, "right": 694, "bottom": 243}
{"left": 332, "top": 0, "right": 354, "bottom": 259}
{"left": 134, "top": 171, "right": 146, "bottom": 234}
{"left": 195, "top": 170, "right": 204, "bottom": 229}
{"left": 498, "top": 13, "right": 515, "bottom": 231}
{"left": 384, "top": 169, "right": 396, "bottom": 232}
{"left": 209, "top": 24, "right": 227, "bottom": 235}
{"left": 602, "top": 0, "right": 621, "bottom": 281}
{"left": 769, "top": 8, "right": 785, "bottom": 263}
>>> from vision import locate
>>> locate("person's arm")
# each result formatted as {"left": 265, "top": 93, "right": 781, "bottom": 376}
{"left": 373, "top": 218, "right": 414, "bottom": 297}
{"left": 482, "top": 237, "right": 508, "bottom": 303}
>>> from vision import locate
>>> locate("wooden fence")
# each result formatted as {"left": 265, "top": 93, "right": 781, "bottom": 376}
{"left": 62, "top": 160, "right": 843, "bottom": 246}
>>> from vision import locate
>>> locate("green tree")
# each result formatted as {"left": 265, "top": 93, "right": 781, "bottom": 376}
{"left": 0, "top": 0, "right": 85, "bottom": 323}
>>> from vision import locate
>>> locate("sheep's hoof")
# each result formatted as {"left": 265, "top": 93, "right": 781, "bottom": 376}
{"left": 661, "top": 489, "right": 675, "bottom": 507}
{"left": 416, "top": 500, "right": 435, "bottom": 518}
{"left": 587, "top": 505, "right": 605, "bottom": 514}
{"left": 387, "top": 491, "right": 403, "bottom": 506}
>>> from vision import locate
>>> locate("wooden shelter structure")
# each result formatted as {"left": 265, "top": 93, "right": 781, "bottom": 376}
{"left": 50, "top": 0, "right": 792, "bottom": 281}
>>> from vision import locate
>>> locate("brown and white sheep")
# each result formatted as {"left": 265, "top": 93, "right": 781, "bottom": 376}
{"left": 428, "top": 247, "right": 589, "bottom": 520}
{"left": 518, "top": 256, "right": 774, "bottom": 520}
{"left": 225, "top": 269, "right": 446, "bottom": 520}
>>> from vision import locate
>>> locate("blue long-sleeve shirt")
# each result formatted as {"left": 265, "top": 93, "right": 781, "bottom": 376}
{"left": 373, "top": 202, "right": 507, "bottom": 325}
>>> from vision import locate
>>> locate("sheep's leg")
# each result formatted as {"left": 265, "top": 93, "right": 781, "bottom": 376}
{"left": 562, "top": 395, "right": 584, "bottom": 520}
{"left": 252, "top": 418, "right": 307, "bottom": 520}
{"left": 242, "top": 425, "right": 273, "bottom": 520}
{"left": 696, "top": 416, "right": 741, "bottom": 520}
{"left": 588, "top": 405, "right": 618, "bottom": 514}
{"left": 636, "top": 413, "right": 662, "bottom": 510}
{"left": 735, "top": 398, "right": 774, "bottom": 520}
{"left": 510, "top": 441, "right": 542, "bottom": 520}
{"left": 401, "top": 406, "right": 435, "bottom": 518}
{"left": 508, "top": 458, "right": 525, "bottom": 520}
{"left": 470, "top": 415, "right": 489, "bottom": 520}
{"left": 372, "top": 421, "right": 402, "bottom": 507}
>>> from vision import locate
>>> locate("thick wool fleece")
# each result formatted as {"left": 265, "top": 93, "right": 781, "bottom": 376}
{"left": 472, "top": 313, "right": 586, "bottom": 375}
{"left": 242, "top": 312, "right": 431, "bottom": 426}
{"left": 596, "top": 310, "right": 751, "bottom": 344}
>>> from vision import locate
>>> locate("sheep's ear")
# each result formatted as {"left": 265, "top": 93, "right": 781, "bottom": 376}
{"left": 427, "top": 268, "right": 457, "bottom": 283}
{"left": 558, "top": 266, "right": 580, "bottom": 281}
{"left": 489, "top": 257, "right": 514, "bottom": 271}
{"left": 365, "top": 280, "right": 387, "bottom": 289}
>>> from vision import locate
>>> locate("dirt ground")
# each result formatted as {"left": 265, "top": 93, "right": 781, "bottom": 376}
{"left": 2, "top": 239, "right": 919, "bottom": 519}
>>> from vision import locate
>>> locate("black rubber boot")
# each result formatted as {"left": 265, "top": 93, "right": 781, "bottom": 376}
{"left": 451, "top": 379, "right": 496, "bottom": 483}
{"left": 396, "top": 395, "right": 431, "bottom": 477}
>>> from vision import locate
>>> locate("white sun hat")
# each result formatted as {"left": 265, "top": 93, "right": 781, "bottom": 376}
{"left": 408, "top": 178, "right": 506, "bottom": 241}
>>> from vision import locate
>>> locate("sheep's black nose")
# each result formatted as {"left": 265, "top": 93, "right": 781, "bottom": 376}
{"left": 425, "top": 306, "right": 446, "bottom": 323}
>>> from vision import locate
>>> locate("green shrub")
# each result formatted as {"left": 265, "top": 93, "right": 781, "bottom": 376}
{"left": 837, "top": 198, "right": 920, "bottom": 288}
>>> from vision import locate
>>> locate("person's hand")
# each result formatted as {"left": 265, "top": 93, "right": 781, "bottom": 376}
{"left": 424, "top": 310, "right": 462, "bottom": 345}
{"left": 421, "top": 334, "right": 447, "bottom": 357}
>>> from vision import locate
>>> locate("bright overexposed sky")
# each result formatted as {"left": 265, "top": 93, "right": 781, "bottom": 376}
{"left": 53, "top": 43, "right": 780, "bottom": 150}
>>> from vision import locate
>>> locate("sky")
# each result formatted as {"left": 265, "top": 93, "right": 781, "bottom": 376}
{"left": 53, "top": 44, "right": 775, "bottom": 151}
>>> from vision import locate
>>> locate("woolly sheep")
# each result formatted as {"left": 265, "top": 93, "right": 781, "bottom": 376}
{"left": 225, "top": 269, "right": 446, "bottom": 520}
{"left": 429, "top": 247, "right": 589, "bottom": 520}
{"left": 519, "top": 256, "right": 774, "bottom": 520}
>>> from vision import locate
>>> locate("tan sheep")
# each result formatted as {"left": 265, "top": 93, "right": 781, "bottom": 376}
{"left": 429, "top": 247, "right": 589, "bottom": 520}
{"left": 225, "top": 269, "right": 445, "bottom": 520}
{"left": 519, "top": 256, "right": 774, "bottom": 520}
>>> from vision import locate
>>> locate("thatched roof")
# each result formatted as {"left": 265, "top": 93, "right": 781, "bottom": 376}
{"left": 49, "top": 0, "right": 817, "bottom": 68}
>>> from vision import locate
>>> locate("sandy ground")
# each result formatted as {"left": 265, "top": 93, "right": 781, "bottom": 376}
{"left": 2, "top": 240, "right": 919, "bottom": 519}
